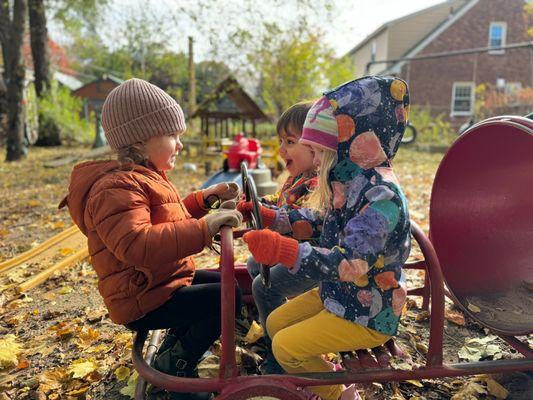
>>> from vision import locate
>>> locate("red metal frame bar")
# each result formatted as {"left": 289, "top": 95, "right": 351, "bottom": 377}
{"left": 219, "top": 227, "right": 238, "bottom": 379}
{"left": 410, "top": 221, "right": 445, "bottom": 367}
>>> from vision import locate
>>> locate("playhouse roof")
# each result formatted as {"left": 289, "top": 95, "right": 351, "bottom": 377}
{"left": 191, "top": 75, "right": 268, "bottom": 120}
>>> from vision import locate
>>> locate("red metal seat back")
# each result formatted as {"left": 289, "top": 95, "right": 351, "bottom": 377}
{"left": 429, "top": 116, "right": 533, "bottom": 335}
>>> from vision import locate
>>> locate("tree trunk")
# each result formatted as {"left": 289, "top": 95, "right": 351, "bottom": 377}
{"left": 29, "top": 0, "right": 61, "bottom": 146}
{"left": 28, "top": 0, "right": 50, "bottom": 98}
{"left": 1, "top": 0, "right": 28, "bottom": 161}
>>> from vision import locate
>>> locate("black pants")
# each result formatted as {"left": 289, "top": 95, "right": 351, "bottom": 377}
{"left": 126, "top": 270, "right": 242, "bottom": 364}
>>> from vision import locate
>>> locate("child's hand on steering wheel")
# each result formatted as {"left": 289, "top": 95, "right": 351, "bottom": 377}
{"left": 202, "top": 182, "right": 240, "bottom": 209}
{"left": 243, "top": 229, "right": 299, "bottom": 267}
{"left": 237, "top": 201, "right": 277, "bottom": 227}
{"left": 202, "top": 200, "right": 243, "bottom": 243}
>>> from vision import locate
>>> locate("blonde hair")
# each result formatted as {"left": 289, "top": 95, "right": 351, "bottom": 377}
{"left": 116, "top": 142, "right": 148, "bottom": 168}
{"left": 305, "top": 149, "right": 337, "bottom": 210}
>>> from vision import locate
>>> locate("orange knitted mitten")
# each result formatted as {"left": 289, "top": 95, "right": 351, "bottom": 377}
{"left": 242, "top": 229, "right": 299, "bottom": 267}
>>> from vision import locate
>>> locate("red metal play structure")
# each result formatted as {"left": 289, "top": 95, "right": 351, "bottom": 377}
{"left": 132, "top": 115, "right": 533, "bottom": 399}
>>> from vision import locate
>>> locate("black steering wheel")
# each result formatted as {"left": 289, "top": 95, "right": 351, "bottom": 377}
{"left": 240, "top": 162, "right": 271, "bottom": 287}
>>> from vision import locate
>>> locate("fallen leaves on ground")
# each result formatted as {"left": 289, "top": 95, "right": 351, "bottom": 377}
{"left": 458, "top": 336, "right": 503, "bottom": 362}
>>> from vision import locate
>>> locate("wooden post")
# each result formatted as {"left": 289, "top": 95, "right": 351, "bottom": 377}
{"left": 188, "top": 36, "right": 196, "bottom": 130}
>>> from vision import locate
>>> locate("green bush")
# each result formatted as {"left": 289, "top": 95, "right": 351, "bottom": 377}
{"left": 38, "top": 80, "right": 93, "bottom": 144}
{"left": 408, "top": 106, "right": 456, "bottom": 146}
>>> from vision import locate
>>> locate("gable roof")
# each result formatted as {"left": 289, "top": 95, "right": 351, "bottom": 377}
{"left": 383, "top": 0, "right": 479, "bottom": 74}
{"left": 346, "top": 0, "right": 469, "bottom": 57}
{"left": 191, "top": 75, "right": 268, "bottom": 120}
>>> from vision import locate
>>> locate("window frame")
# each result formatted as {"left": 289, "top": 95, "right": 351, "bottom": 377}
{"left": 488, "top": 22, "right": 507, "bottom": 54}
{"left": 451, "top": 82, "right": 475, "bottom": 117}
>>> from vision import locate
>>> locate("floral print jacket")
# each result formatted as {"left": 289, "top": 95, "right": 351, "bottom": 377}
{"left": 263, "top": 172, "right": 318, "bottom": 209}
{"left": 274, "top": 76, "right": 411, "bottom": 336}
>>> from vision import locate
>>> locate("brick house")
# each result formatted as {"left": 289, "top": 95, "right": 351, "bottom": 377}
{"left": 348, "top": 0, "right": 533, "bottom": 127}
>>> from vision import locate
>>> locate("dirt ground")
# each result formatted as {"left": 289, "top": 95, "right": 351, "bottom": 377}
{"left": 0, "top": 145, "right": 531, "bottom": 400}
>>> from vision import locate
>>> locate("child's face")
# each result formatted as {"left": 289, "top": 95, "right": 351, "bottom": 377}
{"left": 278, "top": 127, "right": 315, "bottom": 177}
{"left": 143, "top": 132, "right": 184, "bottom": 171}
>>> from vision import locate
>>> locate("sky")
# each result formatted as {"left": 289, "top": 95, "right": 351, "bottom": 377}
{"left": 51, "top": 0, "right": 446, "bottom": 60}
{"left": 316, "top": 0, "right": 446, "bottom": 55}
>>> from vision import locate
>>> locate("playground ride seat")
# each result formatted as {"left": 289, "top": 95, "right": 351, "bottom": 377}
{"left": 132, "top": 119, "right": 532, "bottom": 399}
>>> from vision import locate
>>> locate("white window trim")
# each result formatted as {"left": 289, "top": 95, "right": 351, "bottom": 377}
{"left": 451, "top": 82, "right": 475, "bottom": 117}
{"left": 488, "top": 22, "right": 507, "bottom": 54}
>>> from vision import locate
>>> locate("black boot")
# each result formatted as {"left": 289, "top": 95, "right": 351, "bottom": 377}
{"left": 152, "top": 337, "right": 211, "bottom": 400}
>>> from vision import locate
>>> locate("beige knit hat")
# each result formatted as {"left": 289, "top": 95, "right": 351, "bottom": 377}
{"left": 101, "top": 78, "right": 186, "bottom": 149}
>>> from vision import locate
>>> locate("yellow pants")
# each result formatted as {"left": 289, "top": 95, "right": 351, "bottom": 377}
{"left": 266, "top": 288, "right": 390, "bottom": 400}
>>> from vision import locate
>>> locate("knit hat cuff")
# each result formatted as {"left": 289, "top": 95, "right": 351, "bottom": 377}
{"left": 106, "top": 103, "right": 186, "bottom": 149}
{"left": 299, "top": 132, "right": 337, "bottom": 151}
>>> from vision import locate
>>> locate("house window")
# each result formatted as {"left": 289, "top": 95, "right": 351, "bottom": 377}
{"left": 451, "top": 82, "right": 475, "bottom": 116}
{"left": 488, "top": 22, "right": 506, "bottom": 54}
{"left": 371, "top": 40, "right": 377, "bottom": 62}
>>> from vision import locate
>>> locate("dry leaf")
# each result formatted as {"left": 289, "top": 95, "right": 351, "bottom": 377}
{"left": 484, "top": 378, "right": 508, "bottom": 399}
{"left": 415, "top": 310, "right": 430, "bottom": 322}
{"left": 52, "top": 221, "right": 66, "bottom": 229}
{"left": 16, "top": 358, "right": 30, "bottom": 370}
{"left": 243, "top": 320, "right": 263, "bottom": 344}
{"left": 405, "top": 379, "right": 424, "bottom": 387}
{"left": 58, "top": 285, "right": 73, "bottom": 295}
{"left": 59, "top": 248, "right": 75, "bottom": 256}
{"left": 84, "top": 344, "right": 108, "bottom": 354}
{"left": 389, "top": 357, "right": 413, "bottom": 371}
{"left": 77, "top": 327, "right": 99, "bottom": 346}
{"left": 68, "top": 359, "right": 99, "bottom": 378}
{"left": 119, "top": 371, "right": 138, "bottom": 398}
{"left": 0, "top": 334, "right": 22, "bottom": 369}
{"left": 445, "top": 309, "right": 466, "bottom": 326}
{"left": 113, "top": 332, "right": 133, "bottom": 348}
{"left": 39, "top": 368, "right": 66, "bottom": 390}
{"left": 467, "top": 303, "right": 481, "bottom": 313}
{"left": 114, "top": 366, "right": 131, "bottom": 382}
{"left": 451, "top": 380, "right": 487, "bottom": 399}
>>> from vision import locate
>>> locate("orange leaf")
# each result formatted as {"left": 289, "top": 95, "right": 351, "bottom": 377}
{"left": 445, "top": 309, "right": 466, "bottom": 326}
{"left": 16, "top": 358, "right": 30, "bottom": 370}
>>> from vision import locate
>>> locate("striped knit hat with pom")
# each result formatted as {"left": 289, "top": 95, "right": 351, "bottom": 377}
{"left": 101, "top": 78, "right": 186, "bottom": 150}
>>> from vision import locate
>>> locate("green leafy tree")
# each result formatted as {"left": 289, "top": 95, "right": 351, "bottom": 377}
{"left": 249, "top": 21, "right": 355, "bottom": 117}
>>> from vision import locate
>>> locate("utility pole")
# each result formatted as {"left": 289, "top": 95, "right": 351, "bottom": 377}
{"left": 188, "top": 36, "right": 196, "bottom": 131}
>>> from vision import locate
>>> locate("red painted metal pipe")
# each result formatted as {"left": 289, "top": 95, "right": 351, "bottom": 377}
{"left": 219, "top": 226, "right": 238, "bottom": 379}
{"left": 410, "top": 221, "right": 445, "bottom": 367}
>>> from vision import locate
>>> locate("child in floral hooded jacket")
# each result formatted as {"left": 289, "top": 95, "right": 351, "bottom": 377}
{"left": 241, "top": 76, "right": 411, "bottom": 400}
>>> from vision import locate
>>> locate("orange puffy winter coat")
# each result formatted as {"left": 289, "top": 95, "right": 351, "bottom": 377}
{"left": 60, "top": 160, "right": 209, "bottom": 324}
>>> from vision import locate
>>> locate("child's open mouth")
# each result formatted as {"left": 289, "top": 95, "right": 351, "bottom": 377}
{"left": 285, "top": 159, "right": 293, "bottom": 168}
